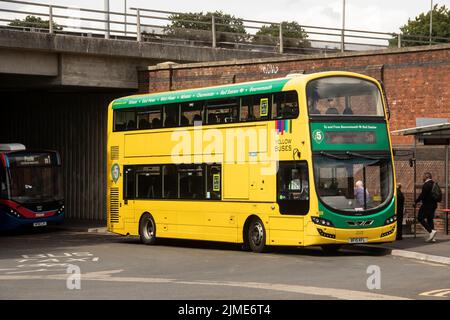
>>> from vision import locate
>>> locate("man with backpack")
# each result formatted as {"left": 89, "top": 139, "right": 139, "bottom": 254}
{"left": 414, "top": 172, "right": 442, "bottom": 242}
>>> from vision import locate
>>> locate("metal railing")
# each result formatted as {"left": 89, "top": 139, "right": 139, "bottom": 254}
{"left": 0, "top": 0, "right": 449, "bottom": 55}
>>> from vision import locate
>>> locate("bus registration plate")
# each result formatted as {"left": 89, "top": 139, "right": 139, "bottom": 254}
{"left": 33, "top": 222, "right": 47, "bottom": 227}
{"left": 348, "top": 237, "right": 368, "bottom": 244}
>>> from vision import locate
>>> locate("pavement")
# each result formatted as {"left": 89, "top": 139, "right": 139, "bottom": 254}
{"left": 365, "top": 233, "right": 450, "bottom": 266}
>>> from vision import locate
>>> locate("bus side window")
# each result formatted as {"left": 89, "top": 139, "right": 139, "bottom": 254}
{"left": 207, "top": 164, "right": 221, "bottom": 200}
{"left": 272, "top": 91, "right": 299, "bottom": 120}
{"left": 124, "top": 166, "right": 135, "bottom": 199}
{"left": 178, "top": 164, "right": 205, "bottom": 199}
{"left": 181, "top": 102, "right": 203, "bottom": 126}
{"left": 240, "top": 96, "right": 252, "bottom": 121}
{"left": 114, "top": 110, "right": 136, "bottom": 131}
{"left": 163, "top": 165, "right": 178, "bottom": 199}
{"left": 205, "top": 98, "right": 239, "bottom": 124}
{"left": 137, "top": 106, "right": 162, "bottom": 130}
{"left": 163, "top": 104, "right": 179, "bottom": 128}
{"left": 136, "top": 166, "right": 162, "bottom": 199}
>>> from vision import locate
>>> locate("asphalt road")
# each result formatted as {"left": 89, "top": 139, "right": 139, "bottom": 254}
{"left": 0, "top": 228, "right": 449, "bottom": 300}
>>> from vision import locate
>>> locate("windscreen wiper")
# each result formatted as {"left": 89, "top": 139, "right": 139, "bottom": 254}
{"left": 345, "top": 151, "right": 383, "bottom": 160}
{"left": 319, "top": 151, "right": 349, "bottom": 160}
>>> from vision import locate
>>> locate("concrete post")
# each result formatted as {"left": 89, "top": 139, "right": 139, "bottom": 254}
{"left": 49, "top": 5, "right": 54, "bottom": 34}
{"left": 124, "top": 0, "right": 127, "bottom": 36}
{"left": 397, "top": 33, "right": 401, "bottom": 48}
{"left": 136, "top": 9, "right": 142, "bottom": 42}
{"left": 105, "top": 0, "right": 110, "bottom": 39}
{"left": 279, "top": 23, "right": 283, "bottom": 54}
{"left": 211, "top": 15, "right": 217, "bottom": 48}
{"left": 211, "top": 15, "right": 216, "bottom": 48}
{"left": 341, "top": 0, "right": 346, "bottom": 52}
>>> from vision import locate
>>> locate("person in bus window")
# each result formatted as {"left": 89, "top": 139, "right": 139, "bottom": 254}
{"left": 354, "top": 180, "right": 369, "bottom": 207}
{"left": 193, "top": 114, "right": 202, "bottom": 124}
{"left": 289, "top": 169, "right": 308, "bottom": 200}
{"left": 152, "top": 118, "right": 162, "bottom": 128}
{"left": 308, "top": 98, "right": 321, "bottom": 115}
{"left": 325, "top": 98, "right": 339, "bottom": 115}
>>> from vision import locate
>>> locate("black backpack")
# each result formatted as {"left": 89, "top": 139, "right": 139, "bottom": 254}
{"left": 431, "top": 182, "right": 443, "bottom": 203}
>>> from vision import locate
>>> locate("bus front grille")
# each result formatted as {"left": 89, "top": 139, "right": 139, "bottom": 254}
{"left": 110, "top": 188, "right": 120, "bottom": 223}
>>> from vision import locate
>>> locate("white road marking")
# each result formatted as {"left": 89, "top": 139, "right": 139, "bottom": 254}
{"left": 6, "top": 269, "right": 67, "bottom": 274}
{"left": 419, "top": 289, "right": 450, "bottom": 298}
{"left": 0, "top": 270, "right": 410, "bottom": 300}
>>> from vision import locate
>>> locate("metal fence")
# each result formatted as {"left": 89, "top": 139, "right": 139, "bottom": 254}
{"left": 1, "top": 0, "right": 449, "bottom": 55}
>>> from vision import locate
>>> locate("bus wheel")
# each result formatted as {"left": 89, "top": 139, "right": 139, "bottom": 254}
{"left": 139, "top": 213, "right": 156, "bottom": 245}
{"left": 248, "top": 218, "right": 266, "bottom": 253}
{"left": 321, "top": 244, "right": 342, "bottom": 255}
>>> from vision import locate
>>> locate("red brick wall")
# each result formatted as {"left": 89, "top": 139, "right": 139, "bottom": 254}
{"left": 141, "top": 45, "right": 450, "bottom": 146}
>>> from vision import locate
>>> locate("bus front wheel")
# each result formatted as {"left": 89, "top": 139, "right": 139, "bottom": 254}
{"left": 139, "top": 213, "right": 156, "bottom": 245}
{"left": 247, "top": 218, "right": 267, "bottom": 253}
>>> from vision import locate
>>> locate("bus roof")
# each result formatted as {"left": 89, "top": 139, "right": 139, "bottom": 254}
{"left": 111, "top": 71, "right": 376, "bottom": 110}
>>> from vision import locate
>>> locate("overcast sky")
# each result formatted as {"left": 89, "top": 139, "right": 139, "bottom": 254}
{"left": 9, "top": 0, "right": 448, "bottom": 33}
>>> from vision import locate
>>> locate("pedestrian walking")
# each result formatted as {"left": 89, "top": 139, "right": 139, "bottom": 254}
{"left": 414, "top": 172, "right": 439, "bottom": 242}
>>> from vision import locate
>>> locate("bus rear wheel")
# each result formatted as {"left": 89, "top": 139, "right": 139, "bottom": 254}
{"left": 321, "top": 244, "right": 342, "bottom": 254}
{"left": 139, "top": 213, "right": 156, "bottom": 245}
{"left": 247, "top": 218, "right": 267, "bottom": 253}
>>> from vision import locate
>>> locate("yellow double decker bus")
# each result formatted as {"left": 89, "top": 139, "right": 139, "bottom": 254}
{"left": 107, "top": 71, "right": 397, "bottom": 253}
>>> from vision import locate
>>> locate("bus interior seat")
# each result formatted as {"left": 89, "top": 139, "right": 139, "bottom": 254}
{"left": 325, "top": 107, "right": 339, "bottom": 115}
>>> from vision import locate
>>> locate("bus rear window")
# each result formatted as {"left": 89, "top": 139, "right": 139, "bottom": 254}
{"left": 306, "top": 77, "right": 384, "bottom": 117}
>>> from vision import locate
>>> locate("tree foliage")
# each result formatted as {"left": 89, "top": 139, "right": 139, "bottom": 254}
{"left": 253, "top": 21, "right": 310, "bottom": 49}
{"left": 390, "top": 5, "right": 450, "bottom": 47}
{"left": 165, "top": 11, "right": 248, "bottom": 43}
{"left": 8, "top": 15, "right": 62, "bottom": 31}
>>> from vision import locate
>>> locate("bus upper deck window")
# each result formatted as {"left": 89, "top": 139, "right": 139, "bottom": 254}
{"left": 163, "top": 104, "right": 179, "bottom": 127}
{"left": 206, "top": 98, "right": 239, "bottom": 124}
{"left": 272, "top": 91, "right": 299, "bottom": 119}
{"left": 114, "top": 109, "right": 136, "bottom": 131}
{"left": 181, "top": 102, "right": 203, "bottom": 125}
{"left": 137, "top": 106, "right": 162, "bottom": 130}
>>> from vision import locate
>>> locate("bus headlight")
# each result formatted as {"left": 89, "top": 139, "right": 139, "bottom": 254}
{"left": 8, "top": 209, "right": 22, "bottom": 219}
{"left": 312, "top": 216, "right": 334, "bottom": 227}
{"left": 384, "top": 215, "right": 397, "bottom": 225}
{"left": 57, "top": 205, "right": 65, "bottom": 215}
